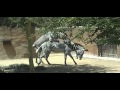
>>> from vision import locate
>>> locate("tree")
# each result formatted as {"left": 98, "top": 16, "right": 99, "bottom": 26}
{"left": 25, "top": 20, "right": 35, "bottom": 73}
{"left": 0, "top": 17, "right": 72, "bottom": 72}
{"left": 65, "top": 17, "right": 120, "bottom": 45}
{"left": 1, "top": 17, "right": 120, "bottom": 72}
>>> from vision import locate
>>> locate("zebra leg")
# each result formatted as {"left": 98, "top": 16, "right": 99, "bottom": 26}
{"left": 79, "top": 51, "right": 84, "bottom": 60}
{"left": 36, "top": 52, "right": 45, "bottom": 65}
{"left": 38, "top": 57, "right": 42, "bottom": 66}
{"left": 36, "top": 52, "right": 40, "bottom": 65}
{"left": 40, "top": 52, "right": 45, "bottom": 64}
{"left": 38, "top": 54, "right": 45, "bottom": 66}
{"left": 75, "top": 51, "right": 78, "bottom": 59}
{"left": 64, "top": 53, "right": 67, "bottom": 65}
{"left": 76, "top": 55, "right": 78, "bottom": 59}
{"left": 45, "top": 53, "right": 51, "bottom": 65}
{"left": 80, "top": 53, "right": 84, "bottom": 60}
{"left": 36, "top": 57, "right": 42, "bottom": 66}
{"left": 34, "top": 46, "right": 41, "bottom": 65}
{"left": 38, "top": 52, "right": 40, "bottom": 58}
{"left": 68, "top": 53, "right": 77, "bottom": 65}
{"left": 36, "top": 57, "right": 39, "bottom": 65}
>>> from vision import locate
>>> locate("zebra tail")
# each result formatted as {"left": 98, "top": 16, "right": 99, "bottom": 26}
{"left": 36, "top": 47, "right": 42, "bottom": 64}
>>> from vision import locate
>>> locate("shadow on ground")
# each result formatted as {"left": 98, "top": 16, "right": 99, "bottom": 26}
{"left": 0, "top": 64, "right": 109, "bottom": 73}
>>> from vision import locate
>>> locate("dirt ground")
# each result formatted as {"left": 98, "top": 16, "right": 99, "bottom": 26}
{"left": 0, "top": 53, "right": 120, "bottom": 73}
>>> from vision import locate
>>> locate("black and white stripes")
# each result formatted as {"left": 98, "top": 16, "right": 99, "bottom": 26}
{"left": 71, "top": 43, "right": 88, "bottom": 60}
{"left": 64, "top": 39, "right": 88, "bottom": 60}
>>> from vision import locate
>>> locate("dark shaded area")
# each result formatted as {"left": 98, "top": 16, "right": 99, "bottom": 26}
{"left": 0, "top": 64, "right": 108, "bottom": 73}
{"left": 3, "top": 40, "right": 16, "bottom": 58}
{"left": 35, "top": 64, "right": 107, "bottom": 73}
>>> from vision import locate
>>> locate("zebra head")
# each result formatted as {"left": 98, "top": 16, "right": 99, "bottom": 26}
{"left": 64, "top": 38, "right": 74, "bottom": 46}
{"left": 73, "top": 43, "right": 89, "bottom": 51}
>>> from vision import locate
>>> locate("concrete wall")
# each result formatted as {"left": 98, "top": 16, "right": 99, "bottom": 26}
{"left": 0, "top": 27, "right": 28, "bottom": 59}
{"left": 0, "top": 26, "right": 119, "bottom": 59}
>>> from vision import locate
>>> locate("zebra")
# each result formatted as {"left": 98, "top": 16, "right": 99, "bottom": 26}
{"left": 36, "top": 38, "right": 77, "bottom": 65}
{"left": 72, "top": 43, "right": 88, "bottom": 60}
{"left": 32, "top": 31, "right": 68, "bottom": 57}
{"left": 33, "top": 31, "right": 68, "bottom": 51}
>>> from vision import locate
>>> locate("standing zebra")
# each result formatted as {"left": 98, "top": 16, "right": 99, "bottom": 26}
{"left": 36, "top": 38, "right": 77, "bottom": 65}
{"left": 36, "top": 39, "right": 88, "bottom": 65}
{"left": 32, "top": 31, "right": 68, "bottom": 57}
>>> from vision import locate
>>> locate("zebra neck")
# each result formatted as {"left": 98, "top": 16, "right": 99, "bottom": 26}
{"left": 66, "top": 44, "right": 73, "bottom": 49}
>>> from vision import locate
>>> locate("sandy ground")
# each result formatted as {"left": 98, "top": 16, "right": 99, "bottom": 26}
{"left": 0, "top": 53, "right": 120, "bottom": 73}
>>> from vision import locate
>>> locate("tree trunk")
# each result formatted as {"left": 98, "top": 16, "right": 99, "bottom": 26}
{"left": 30, "top": 25, "right": 36, "bottom": 58}
{"left": 97, "top": 44, "right": 103, "bottom": 57}
{"left": 25, "top": 20, "right": 35, "bottom": 73}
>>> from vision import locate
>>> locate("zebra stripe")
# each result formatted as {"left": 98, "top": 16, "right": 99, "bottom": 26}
{"left": 71, "top": 43, "right": 85, "bottom": 51}
{"left": 70, "top": 43, "right": 86, "bottom": 60}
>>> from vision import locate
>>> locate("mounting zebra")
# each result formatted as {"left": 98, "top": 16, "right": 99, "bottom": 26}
{"left": 32, "top": 31, "right": 68, "bottom": 57}
{"left": 36, "top": 39, "right": 78, "bottom": 65}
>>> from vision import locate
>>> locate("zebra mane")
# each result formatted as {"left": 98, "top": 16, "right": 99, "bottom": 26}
{"left": 74, "top": 43, "right": 84, "bottom": 47}
{"left": 74, "top": 42, "right": 88, "bottom": 51}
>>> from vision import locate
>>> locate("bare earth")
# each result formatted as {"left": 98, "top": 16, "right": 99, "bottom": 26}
{"left": 0, "top": 53, "right": 120, "bottom": 73}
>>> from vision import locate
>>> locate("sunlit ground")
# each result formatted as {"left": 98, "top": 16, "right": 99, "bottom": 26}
{"left": 0, "top": 53, "right": 120, "bottom": 73}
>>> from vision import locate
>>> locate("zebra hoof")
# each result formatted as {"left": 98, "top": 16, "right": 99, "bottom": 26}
{"left": 38, "top": 63, "right": 40, "bottom": 66}
{"left": 75, "top": 63, "right": 77, "bottom": 65}
{"left": 65, "top": 64, "right": 67, "bottom": 66}
{"left": 48, "top": 63, "right": 51, "bottom": 65}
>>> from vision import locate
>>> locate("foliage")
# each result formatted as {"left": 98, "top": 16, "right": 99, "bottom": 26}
{"left": 1, "top": 17, "right": 120, "bottom": 72}
{"left": 67, "top": 17, "right": 120, "bottom": 45}
{"left": 1, "top": 17, "right": 120, "bottom": 45}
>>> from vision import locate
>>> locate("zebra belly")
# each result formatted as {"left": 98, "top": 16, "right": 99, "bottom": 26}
{"left": 51, "top": 43, "right": 65, "bottom": 53}
{"left": 51, "top": 48, "right": 64, "bottom": 53}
